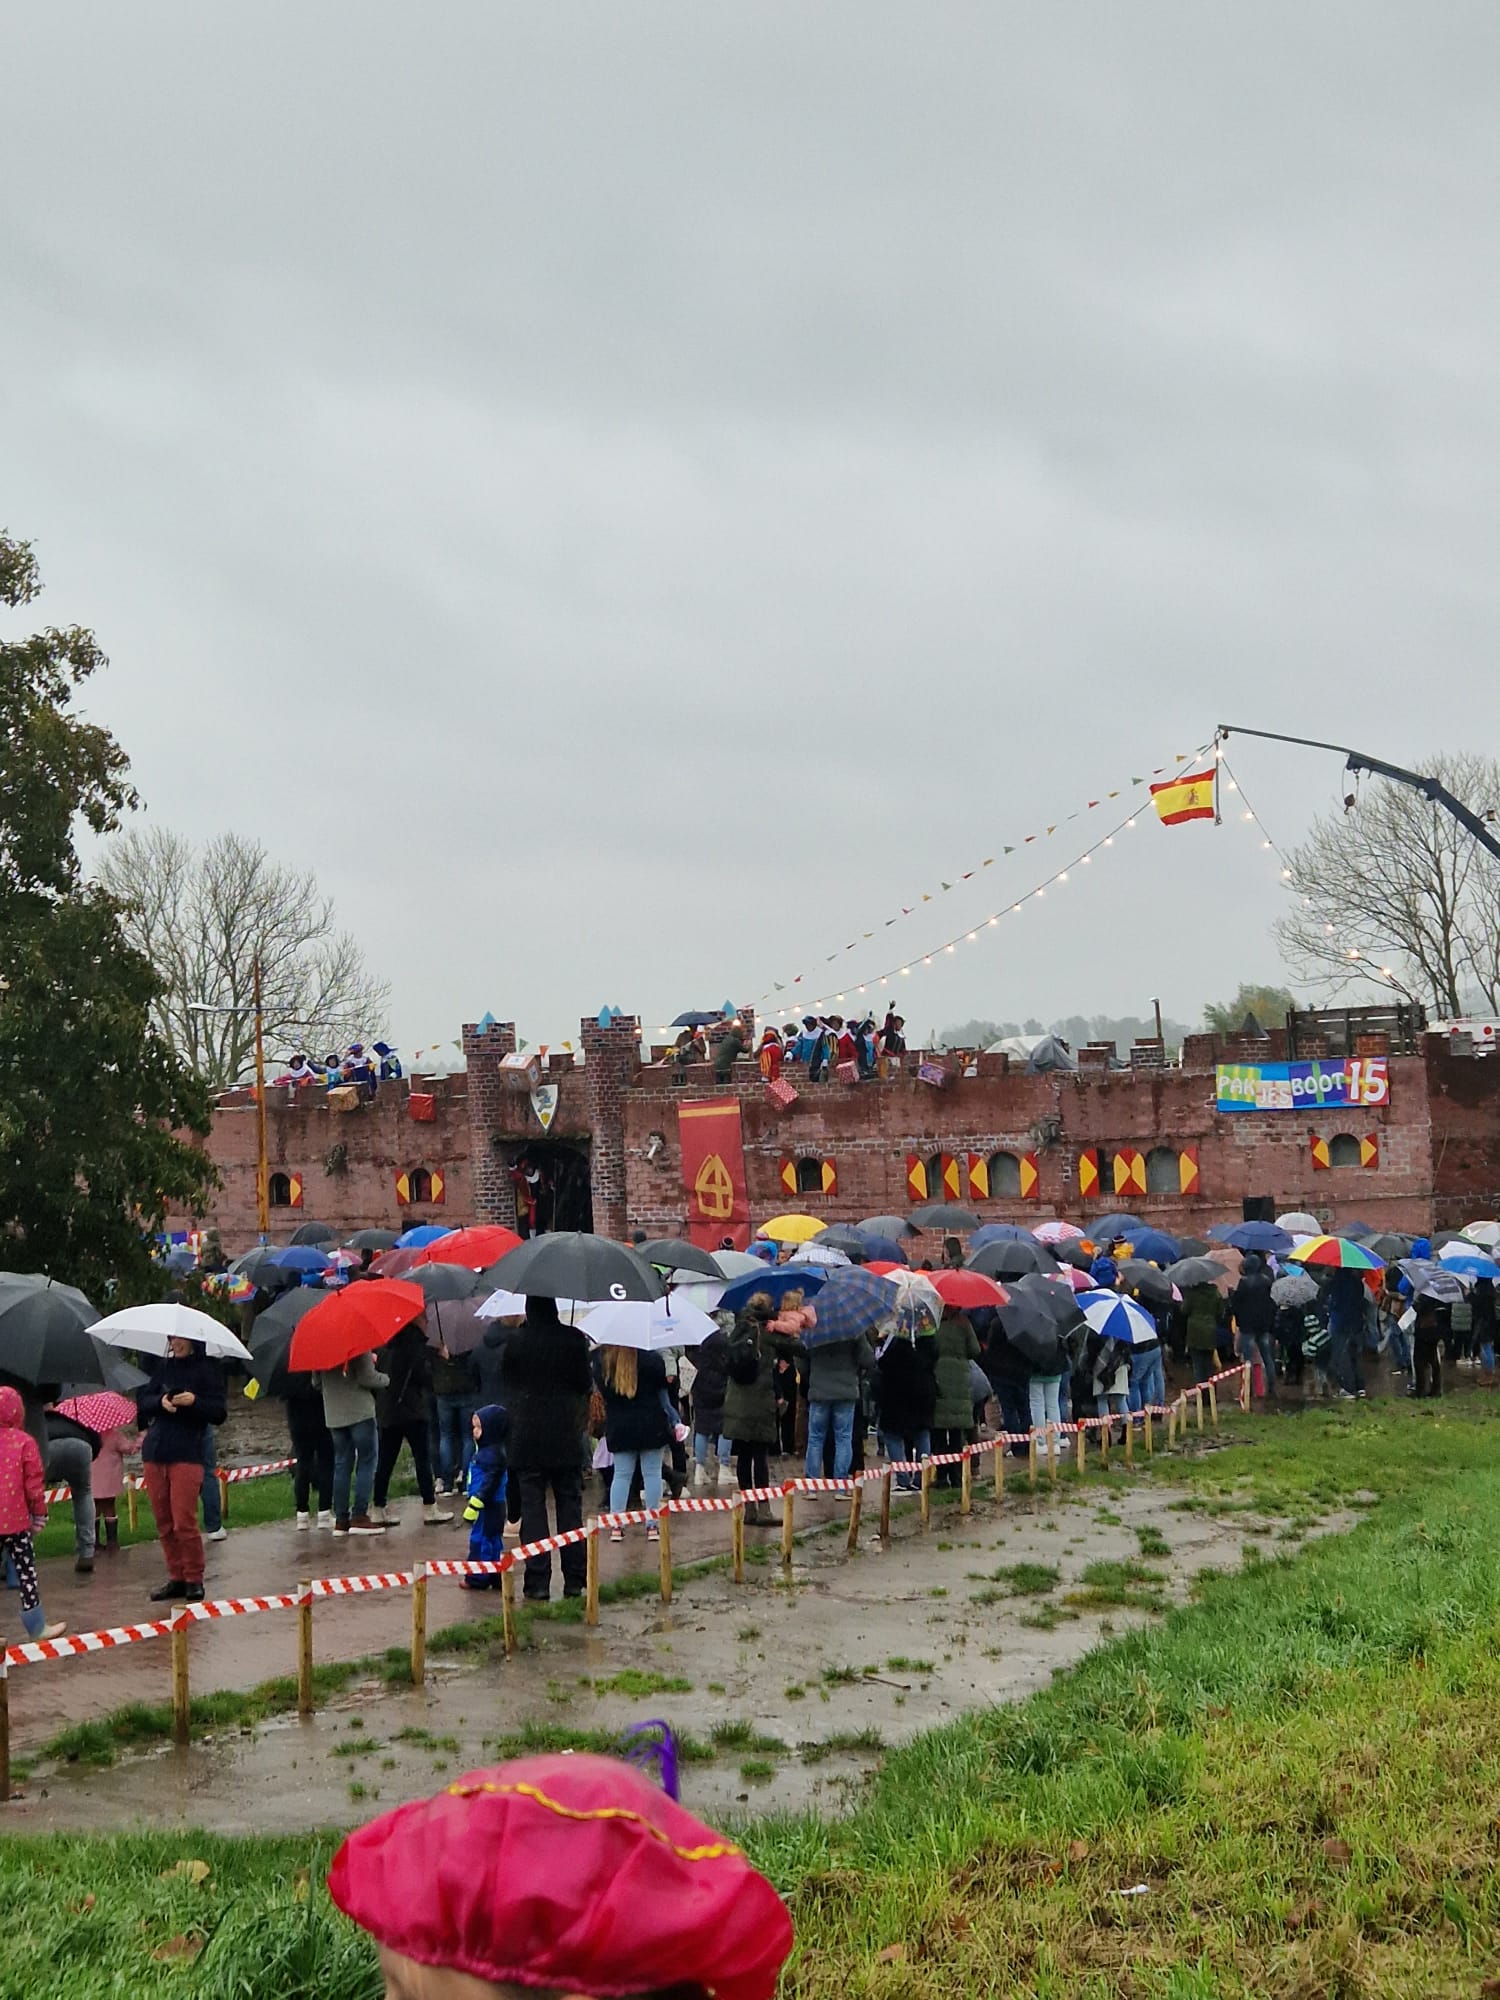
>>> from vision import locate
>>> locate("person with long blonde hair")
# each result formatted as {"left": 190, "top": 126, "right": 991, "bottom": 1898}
{"left": 594, "top": 1342, "right": 675, "bottom": 1544}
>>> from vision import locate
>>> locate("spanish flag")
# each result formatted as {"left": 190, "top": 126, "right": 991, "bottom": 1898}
{"left": 1150, "top": 766, "right": 1217, "bottom": 827}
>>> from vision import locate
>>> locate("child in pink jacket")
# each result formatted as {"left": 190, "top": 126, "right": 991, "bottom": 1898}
{"left": 0, "top": 1387, "right": 65, "bottom": 1642}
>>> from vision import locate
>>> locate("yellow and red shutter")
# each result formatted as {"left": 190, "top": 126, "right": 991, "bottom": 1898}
{"left": 1077, "top": 1148, "right": 1100, "bottom": 1199}
{"left": 906, "top": 1154, "right": 928, "bottom": 1202}
{"left": 821, "top": 1158, "right": 838, "bottom": 1197}
{"left": 286, "top": 1173, "right": 304, "bottom": 1209}
{"left": 1112, "top": 1149, "right": 1146, "bottom": 1198}
{"left": 778, "top": 1157, "right": 797, "bottom": 1197}
{"left": 1177, "top": 1146, "right": 1200, "bottom": 1196}
{"left": 1360, "top": 1134, "right": 1379, "bottom": 1169}
{"left": 941, "top": 1154, "right": 962, "bottom": 1201}
{"left": 395, "top": 1170, "right": 412, "bottom": 1205}
{"left": 966, "top": 1153, "right": 989, "bottom": 1201}
{"left": 1018, "top": 1151, "right": 1040, "bottom": 1200}
{"left": 1310, "top": 1135, "right": 1330, "bottom": 1171}
{"left": 430, "top": 1170, "right": 446, "bottom": 1205}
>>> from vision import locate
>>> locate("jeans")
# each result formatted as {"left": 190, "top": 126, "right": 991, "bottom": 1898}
{"left": 693, "top": 1431, "right": 731, "bottom": 1468}
{"left": 608, "top": 1447, "right": 664, "bottom": 1517}
{"left": 436, "top": 1394, "right": 479, "bottom": 1490}
{"left": 1027, "top": 1377, "right": 1063, "bottom": 1437}
{"left": 1129, "top": 1346, "right": 1166, "bottom": 1413}
{"left": 1329, "top": 1322, "right": 1364, "bottom": 1396}
{"left": 806, "top": 1400, "right": 856, "bottom": 1479}
{"left": 331, "top": 1418, "right": 378, "bottom": 1524}
{"left": 1384, "top": 1316, "right": 1412, "bottom": 1377}
{"left": 200, "top": 1427, "right": 222, "bottom": 1533}
{"left": 991, "top": 1379, "right": 1032, "bottom": 1452}
{"left": 44, "top": 1436, "right": 96, "bottom": 1561}
{"left": 374, "top": 1418, "right": 435, "bottom": 1507}
{"left": 880, "top": 1428, "right": 930, "bottom": 1490}
{"left": 1096, "top": 1391, "right": 1128, "bottom": 1425}
{"left": 288, "top": 1397, "right": 334, "bottom": 1514}
{"left": 1238, "top": 1330, "right": 1279, "bottom": 1397}
{"left": 516, "top": 1463, "right": 587, "bottom": 1598}
{"left": 1484, "top": 1342, "right": 1496, "bottom": 1373}
{"left": 143, "top": 1460, "right": 206, "bottom": 1583}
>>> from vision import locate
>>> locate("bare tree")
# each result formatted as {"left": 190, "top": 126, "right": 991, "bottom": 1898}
{"left": 97, "top": 828, "right": 392, "bottom": 1087}
{"left": 1274, "top": 753, "right": 1500, "bottom": 1018}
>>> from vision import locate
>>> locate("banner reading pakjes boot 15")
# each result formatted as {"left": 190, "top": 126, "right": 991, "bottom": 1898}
{"left": 1216, "top": 1057, "right": 1389, "bottom": 1113}
{"left": 676, "top": 1099, "right": 751, "bottom": 1249}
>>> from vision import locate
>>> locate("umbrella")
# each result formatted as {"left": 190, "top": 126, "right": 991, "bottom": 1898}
{"left": 269, "top": 1245, "right": 334, "bottom": 1274}
{"left": 1270, "top": 1271, "right": 1319, "bottom": 1308}
{"left": 1167, "top": 1256, "right": 1236, "bottom": 1293}
{"left": 968, "top": 1239, "right": 1059, "bottom": 1280}
{"left": 1287, "top": 1235, "right": 1383, "bottom": 1272}
{"left": 53, "top": 1391, "right": 139, "bottom": 1436}
{"left": 91, "top": 1302, "right": 254, "bottom": 1364}
{"left": 0, "top": 1273, "right": 104, "bottom": 1385}
{"left": 482, "top": 1232, "right": 664, "bottom": 1304}
{"left": 369, "top": 1246, "right": 427, "bottom": 1280}
{"left": 1205, "top": 1244, "right": 1244, "bottom": 1274}
{"left": 910, "top": 1203, "right": 982, "bottom": 1231}
{"left": 670, "top": 1010, "right": 724, "bottom": 1028}
{"left": 856, "top": 1234, "right": 909, "bottom": 1266}
{"left": 878, "top": 1269, "right": 945, "bottom": 1335}
{"left": 1176, "top": 1236, "right": 1211, "bottom": 1258}
{"left": 288, "top": 1280, "right": 427, "bottom": 1371}
{"left": 1461, "top": 1220, "right": 1500, "bottom": 1248}
{"left": 636, "top": 1239, "right": 723, "bottom": 1279}
{"left": 994, "top": 1295, "right": 1067, "bottom": 1372}
{"left": 1397, "top": 1258, "right": 1469, "bottom": 1301}
{"left": 246, "top": 1289, "right": 325, "bottom": 1396}
{"left": 1078, "top": 1290, "right": 1159, "bottom": 1347}
{"left": 1055, "top": 1264, "right": 1098, "bottom": 1293}
{"left": 1048, "top": 1238, "right": 1095, "bottom": 1270}
{"left": 1033, "top": 1220, "right": 1085, "bottom": 1243}
{"left": 290, "top": 1222, "right": 339, "bottom": 1247}
{"left": 801, "top": 1266, "right": 900, "bottom": 1344}
{"left": 158, "top": 1243, "right": 197, "bottom": 1273}
{"left": 717, "top": 1264, "right": 830, "bottom": 1314}
{"left": 477, "top": 1289, "right": 586, "bottom": 1323}
{"left": 929, "top": 1269, "right": 1010, "bottom": 1311}
{"left": 411, "top": 1225, "right": 524, "bottom": 1271}
{"left": 712, "top": 1250, "right": 767, "bottom": 1280}
{"left": 857, "top": 1216, "right": 920, "bottom": 1240}
{"left": 1358, "top": 1232, "right": 1412, "bottom": 1262}
{"left": 1276, "top": 1211, "right": 1321, "bottom": 1236}
{"left": 968, "top": 1224, "right": 1035, "bottom": 1249}
{"left": 1431, "top": 1229, "right": 1471, "bottom": 1251}
{"left": 814, "top": 1227, "right": 874, "bottom": 1259}
{"left": 396, "top": 1224, "right": 452, "bottom": 1249}
{"left": 756, "top": 1214, "right": 826, "bottom": 1245}
{"left": 794, "top": 1242, "right": 852, "bottom": 1267}
{"left": 1117, "top": 1260, "right": 1174, "bottom": 1307}
{"left": 1089, "top": 1213, "right": 1145, "bottom": 1237}
{"left": 400, "top": 1264, "right": 489, "bottom": 1303}
{"left": 1212, "top": 1221, "right": 1294, "bottom": 1255}
{"left": 1011, "top": 1271, "right": 1087, "bottom": 1332}
{"left": 345, "top": 1228, "right": 400, "bottom": 1252}
{"left": 582, "top": 1298, "right": 719, "bottom": 1352}
{"left": 1118, "top": 1227, "right": 1182, "bottom": 1265}
{"left": 424, "top": 1295, "right": 495, "bottom": 1357}
{"left": 1435, "top": 1245, "right": 1500, "bottom": 1280}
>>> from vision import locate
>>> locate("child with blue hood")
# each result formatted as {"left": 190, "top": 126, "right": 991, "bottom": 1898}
{"left": 461, "top": 1403, "right": 511, "bottom": 1590}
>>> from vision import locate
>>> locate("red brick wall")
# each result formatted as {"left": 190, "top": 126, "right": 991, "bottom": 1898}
{"left": 1424, "top": 1040, "right": 1500, "bottom": 1225}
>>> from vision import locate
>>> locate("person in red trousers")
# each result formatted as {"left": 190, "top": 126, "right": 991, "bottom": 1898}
{"left": 137, "top": 1335, "right": 227, "bottom": 1605}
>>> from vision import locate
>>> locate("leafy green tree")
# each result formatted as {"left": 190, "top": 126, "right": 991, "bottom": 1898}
{"left": 0, "top": 530, "right": 215, "bottom": 1298}
{"left": 1202, "top": 983, "right": 1299, "bottom": 1035}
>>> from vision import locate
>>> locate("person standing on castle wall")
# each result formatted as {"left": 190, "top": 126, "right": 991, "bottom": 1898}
{"left": 758, "top": 1025, "right": 783, "bottom": 1083}
{"left": 713, "top": 1018, "right": 748, "bottom": 1082}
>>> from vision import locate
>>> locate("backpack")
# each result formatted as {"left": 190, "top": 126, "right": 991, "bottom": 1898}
{"left": 725, "top": 1329, "right": 762, "bottom": 1386}
{"left": 1450, "top": 1298, "right": 1473, "bottom": 1334}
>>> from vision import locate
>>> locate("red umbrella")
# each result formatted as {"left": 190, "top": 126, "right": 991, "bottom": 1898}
{"left": 53, "top": 1392, "right": 139, "bottom": 1436}
{"left": 288, "top": 1281, "right": 427, "bottom": 1372}
{"left": 929, "top": 1269, "right": 1010, "bottom": 1310}
{"left": 369, "top": 1246, "right": 426, "bottom": 1279}
{"left": 411, "top": 1226, "right": 523, "bottom": 1271}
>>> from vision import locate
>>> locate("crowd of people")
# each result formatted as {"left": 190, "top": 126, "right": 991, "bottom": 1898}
{"left": 666, "top": 1010, "right": 908, "bottom": 1083}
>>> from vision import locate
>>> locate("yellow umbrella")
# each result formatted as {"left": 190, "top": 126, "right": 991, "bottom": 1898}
{"left": 756, "top": 1214, "right": 827, "bottom": 1245}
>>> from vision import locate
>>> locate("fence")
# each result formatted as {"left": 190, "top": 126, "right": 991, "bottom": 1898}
{"left": 0, "top": 1366, "right": 1250, "bottom": 1800}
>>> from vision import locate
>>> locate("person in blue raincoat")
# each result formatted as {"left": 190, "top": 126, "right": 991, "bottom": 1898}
{"left": 461, "top": 1403, "right": 511, "bottom": 1590}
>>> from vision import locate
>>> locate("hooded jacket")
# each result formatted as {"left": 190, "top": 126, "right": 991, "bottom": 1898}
{"left": 721, "top": 1310, "right": 801, "bottom": 1447}
{"left": 466, "top": 1403, "right": 512, "bottom": 1514}
{"left": 500, "top": 1299, "right": 591, "bottom": 1471}
{"left": 687, "top": 1326, "right": 731, "bottom": 1436}
{"left": 1230, "top": 1254, "right": 1276, "bottom": 1337}
{"left": 875, "top": 1335, "right": 938, "bottom": 1436}
{"left": 0, "top": 1386, "right": 45, "bottom": 1536}
{"left": 138, "top": 1349, "right": 228, "bottom": 1465}
{"left": 932, "top": 1314, "right": 983, "bottom": 1429}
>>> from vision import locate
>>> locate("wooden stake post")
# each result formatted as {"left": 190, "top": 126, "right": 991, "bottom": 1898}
{"left": 171, "top": 1619, "right": 190, "bottom": 1744}
{"left": 1144, "top": 1408, "right": 1154, "bottom": 1456}
{"left": 585, "top": 1523, "right": 601, "bottom": 1626}
{"left": 410, "top": 1562, "right": 428, "bottom": 1687}
{"left": 960, "top": 1452, "right": 972, "bottom": 1516}
{"left": 1075, "top": 1425, "right": 1087, "bottom": 1476}
{"left": 780, "top": 1490, "right": 796, "bottom": 1568}
{"left": 658, "top": 1514, "right": 673, "bottom": 1603}
{"left": 126, "top": 1484, "right": 138, "bottom": 1532}
{"left": 1028, "top": 1434, "right": 1038, "bottom": 1488}
{"left": 846, "top": 1482, "right": 862, "bottom": 1553}
{"left": 0, "top": 1660, "right": 9, "bottom": 1803}
{"left": 878, "top": 1471, "right": 892, "bottom": 1540}
{"left": 297, "top": 1578, "right": 314, "bottom": 1715}
{"left": 1207, "top": 1381, "right": 1219, "bottom": 1430}
{"left": 918, "top": 1462, "right": 932, "bottom": 1530}
{"left": 992, "top": 1442, "right": 1005, "bottom": 1499}
{"left": 500, "top": 1567, "right": 517, "bottom": 1659}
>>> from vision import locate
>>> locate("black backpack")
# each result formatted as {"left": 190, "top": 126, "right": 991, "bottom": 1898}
{"left": 725, "top": 1328, "right": 762, "bottom": 1386}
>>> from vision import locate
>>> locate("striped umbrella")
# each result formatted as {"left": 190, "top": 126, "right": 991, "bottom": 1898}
{"left": 1286, "top": 1235, "right": 1383, "bottom": 1272}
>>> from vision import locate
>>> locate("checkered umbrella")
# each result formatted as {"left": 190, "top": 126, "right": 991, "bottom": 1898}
{"left": 801, "top": 1266, "right": 898, "bottom": 1347}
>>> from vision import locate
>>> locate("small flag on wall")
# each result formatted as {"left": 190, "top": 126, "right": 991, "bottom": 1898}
{"left": 1150, "top": 767, "right": 1217, "bottom": 827}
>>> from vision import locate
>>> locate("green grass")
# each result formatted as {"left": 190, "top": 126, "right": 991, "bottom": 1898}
{"left": 34, "top": 1475, "right": 299, "bottom": 1563}
{"left": 12, "top": 1405, "right": 1500, "bottom": 1997}
{"left": 987, "top": 1560, "right": 1062, "bottom": 1596}
{"left": 1064, "top": 1558, "right": 1170, "bottom": 1613}
{"left": 583, "top": 1669, "right": 693, "bottom": 1698}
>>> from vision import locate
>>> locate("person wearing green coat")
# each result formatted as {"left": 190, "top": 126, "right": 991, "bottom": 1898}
{"left": 1182, "top": 1282, "right": 1225, "bottom": 1386}
{"left": 722, "top": 1296, "right": 802, "bottom": 1524}
{"left": 931, "top": 1308, "right": 983, "bottom": 1488}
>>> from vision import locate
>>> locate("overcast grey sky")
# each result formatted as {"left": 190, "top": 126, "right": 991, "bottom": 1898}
{"left": 4, "top": 4, "right": 1497, "bottom": 1053}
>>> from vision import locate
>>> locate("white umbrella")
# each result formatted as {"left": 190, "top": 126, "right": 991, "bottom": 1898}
{"left": 1276, "top": 1212, "right": 1321, "bottom": 1236}
{"left": 1461, "top": 1220, "right": 1500, "bottom": 1248}
{"left": 581, "top": 1298, "right": 718, "bottom": 1351}
{"left": 793, "top": 1242, "right": 852, "bottom": 1267}
{"left": 90, "top": 1303, "right": 253, "bottom": 1365}
{"left": 660, "top": 1278, "right": 726, "bottom": 1313}
{"left": 476, "top": 1289, "right": 587, "bottom": 1324}
{"left": 1033, "top": 1220, "right": 1085, "bottom": 1244}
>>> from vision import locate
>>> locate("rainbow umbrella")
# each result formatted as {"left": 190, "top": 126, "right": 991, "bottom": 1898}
{"left": 1286, "top": 1235, "right": 1383, "bottom": 1272}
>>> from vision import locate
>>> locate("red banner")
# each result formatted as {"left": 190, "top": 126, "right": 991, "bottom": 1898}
{"left": 677, "top": 1099, "right": 751, "bottom": 1250}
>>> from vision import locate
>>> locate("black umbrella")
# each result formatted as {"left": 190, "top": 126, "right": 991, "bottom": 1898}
{"left": 1116, "top": 1260, "right": 1174, "bottom": 1307}
{"left": 994, "top": 1294, "right": 1066, "bottom": 1373}
{"left": 1010, "top": 1271, "right": 1087, "bottom": 1334}
{"left": 636, "top": 1239, "right": 723, "bottom": 1279}
{"left": 481, "top": 1232, "right": 664, "bottom": 1304}
{"left": 911, "top": 1204, "right": 981, "bottom": 1231}
{"left": 345, "top": 1228, "right": 401, "bottom": 1252}
{"left": 401, "top": 1264, "right": 489, "bottom": 1304}
{"left": 813, "top": 1227, "right": 872, "bottom": 1261}
{"left": 247, "top": 1289, "right": 324, "bottom": 1396}
{"left": 968, "top": 1240, "right": 1059, "bottom": 1280}
{"left": 1176, "top": 1236, "right": 1210, "bottom": 1258}
{"left": 291, "top": 1221, "right": 339, "bottom": 1247}
{"left": 1089, "top": 1213, "right": 1145, "bottom": 1237}
{"left": 670, "top": 1011, "right": 724, "bottom": 1028}
{"left": 0, "top": 1273, "right": 104, "bottom": 1386}
{"left": 1166, "top": 1256, "right": 1231, "bottom": 1291}
{"left": 1431, "top": 1230, "right": 1469, "bottom": 1250}
{"left": 858, "top": 1216, "right": 921, "bottom": 1239}
{"left": 1048, "top": 1238, "right": 1094, "bottom": 1270}
{"left": 1362, "top": 1232, "right": 1414, "bottom": 1261}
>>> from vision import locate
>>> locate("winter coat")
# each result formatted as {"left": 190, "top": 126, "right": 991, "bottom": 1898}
{"left": 806, "top": 1335, "right": 873, "bottom": 1406}
{"left": 932, "top": 1315, "right": 983, "bottom": 1429}
{"left": 318, "top": 1352, "right": 388, "bottom": 1432}
{"left": 594, "top": 1349, "right": 674, "bottom": 1455}
{"left": 722, "top": 1315, "right": 800, "bottom": 1446}
{"left": 463, "top": 1403, "right": 511, "bottom": 1566}
{"left": 90, "top": 1426, "right": 141, "bottom": 1502}
{"left": 499, "top": 1303, "right": 591, "bottom": 1471}
{"left": 0, "top": 1386, "right": 45, "bottom": 1535}
{"left": 0, "top": 1372, "right": 51, "bottom": 1460}
{"left": 429, "top": 1342, "right": 478, "bottom": 1401}
{"left": 139, "top": 1352, "right": 228, "bottom": 1465}
{"left": 374, "top": 1322, "right": 432, "bottom": 1428}
{"left": 688, "top": 1327, "right": 731, "bottom": 1436}
{"left": 473, "top": 1322, "right": 512, "bottom": 1407}
{"left": 1182, "top": 1284, "right": 1224, "bottom": 1355}
{"left": 1472, "top": 1280, "right": 1497, "bottom": 1341}
{"left": 1231, "top": 1260, "right": 1276, "bottom": 1337}
{"left": 875, "top": 1336, "right": 938, "bottom": 1437}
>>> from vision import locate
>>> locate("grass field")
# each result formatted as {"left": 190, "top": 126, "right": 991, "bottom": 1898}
{"left": 5, "top": 1401, "right": 1500, "bottom": 1999}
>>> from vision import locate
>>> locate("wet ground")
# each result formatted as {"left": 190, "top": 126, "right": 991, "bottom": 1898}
{"left": 5, "top": 1463, "right": 1348, "bottom": 1835}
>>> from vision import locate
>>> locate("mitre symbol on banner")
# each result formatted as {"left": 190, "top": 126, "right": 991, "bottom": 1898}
{"left": 694, "top": 1153, "right": 734, "bottom": 1221}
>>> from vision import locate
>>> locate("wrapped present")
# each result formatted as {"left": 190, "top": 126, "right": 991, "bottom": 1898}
{"left": 765, "top": 1077, "right": 799, "bottom": 1111}
{"left": 835, "top": 1060, "right": 860, "bottom": 1085}
{"left": 498, "top": 1051, "right": 542, "bottom": 1090}
{"left": 407, "top": 1091, "right": 436, "bottom": 1123}
{"left": 916, "top": 1060, "right": 953, "bottom": 1089}
{"left": 327, "top": 1084, "right": 361, "bottom": 1112}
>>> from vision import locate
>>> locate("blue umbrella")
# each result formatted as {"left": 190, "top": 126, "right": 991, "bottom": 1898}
{"left": 968, "top": 1224, "right": 1035, "bottom": 1249}
{"left": 268, "top": 1244, "right": 333, "bottom": 1273}
{"left": 717, "top": 1264, "right": 830, "bottom": 1314}
{"left": 857, "top": 1235, "right": 910, "bottom": 1267}
{"left": 397, "top": 1224, "right": 452, "bottom": 1249}
{"left": 1090, "top": 1213, "right": 1145, "bottom": 1237}
{"left": 803, "top": 1266, "right": 899, "bottom": 1345}
{"left": 1436, "top": 1248, "right": 1500, "bottom": 1281}
{"left": 1078, "top": 1290, "right": 1160, "bottom": 1347}
{"left": 1119, "top": 1226, "right": 1182, "bottom": 1265}
{"left": 1215, "top": 1220, "right": 1294, "bottom": 1255}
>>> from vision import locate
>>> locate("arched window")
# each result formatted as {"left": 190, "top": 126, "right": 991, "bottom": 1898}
{"left": 924, "top": 1152, "right": 947, "bottom": 1198}
{"left": 1327, "top": 1133, "right": 1362, "bottom": 1169}
{"left": 986, "top": 1151, "right": 1022, "bottom": 1198}
{"left": 267, "top": 1171, "right": 293, "bottom": 1208}
{"left": 796, "top": 1157, "right": 824, "bottom": 1195}
{"left": 408, "top": 1166, "right": 434, "bottom": 1203}
{"left": 1144, "top": 1147, "right": 1180, "bottom": 1195}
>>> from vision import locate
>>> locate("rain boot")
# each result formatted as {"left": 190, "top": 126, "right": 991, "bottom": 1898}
{"left": 101, "top": 1516, "right": 120, "bottom": 1554}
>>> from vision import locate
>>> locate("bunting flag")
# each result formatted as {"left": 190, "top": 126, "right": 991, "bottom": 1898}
{"left": 1018, "top": 1152, "right": 1040, "bottom": 1200}
{"left": 1150, "top": 766, "right": 1217, "bottom": 827}
{"left": 1310, "top": 1135, "right": 1331, "bottom": 1171}
{"left": 1360, "top": 1135, "right": 1380, "bottom": 1169}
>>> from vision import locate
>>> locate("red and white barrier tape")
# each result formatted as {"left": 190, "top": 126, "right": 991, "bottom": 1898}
{"left": 43, "top": 1457, "right": 296, "bottom": 1507}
